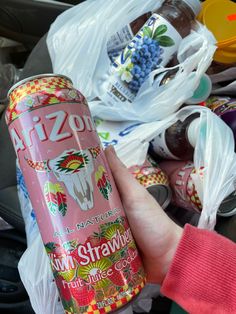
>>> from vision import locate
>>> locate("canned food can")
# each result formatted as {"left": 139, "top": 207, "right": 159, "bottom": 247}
{"left": 206, "top": 96, "right": 236, "bottom": 116}
{"left": 159, "top": 161, "right": 203, "bottom": 213}
{"left": 6, "top": 74, "right": 146, "bottom": 314}
{"left": 128, "top": 159, "right": 171, "bottom": 209}
{"left": 160, "top": 160, "right": 236, "bottom": 216}
{"left": 217, "top": 191, "right": 236, "bottom": 217}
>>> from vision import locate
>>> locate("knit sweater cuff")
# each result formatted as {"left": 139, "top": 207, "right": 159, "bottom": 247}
{"left": 161, "top": 224, "right": 236, "bottom": 313}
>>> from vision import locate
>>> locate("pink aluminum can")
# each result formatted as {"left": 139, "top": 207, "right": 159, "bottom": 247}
{"left": 128, "top": 159, "right": 171, "bottom": 209}
{"left": 160, "top": 160, "right": 236, "bottom": 216}
{"left": 159, "top": 161, "right": 203, "bottom": 213}
{"left": 6, "top": 75, "right": 146, "bottom": 314}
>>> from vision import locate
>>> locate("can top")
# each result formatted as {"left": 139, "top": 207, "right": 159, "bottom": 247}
{"left": 7, "top": 73, "right": 72, "bottom": 97}
{"left": 147, "top": 185, "right": 172, "bottom": 210}
{"left": 6, "top": 74, "right": 75, "bottom": 125}
{"left": 129, "top": 161, "right": 172, "bottom": 209}
{"left": 218, "top": 191, "right": 236, "bottom": 217}
{"left": 185, "top": 74, "right": 212, "bottom": 105}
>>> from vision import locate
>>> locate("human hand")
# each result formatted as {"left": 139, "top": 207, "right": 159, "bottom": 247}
{"left": 105, "top": 146, "right": 183, "bottom": 284}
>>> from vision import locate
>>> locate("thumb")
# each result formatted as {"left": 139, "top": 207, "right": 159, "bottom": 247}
{"left": 105, "top": 146, "right": 183, "bottom": 284}
{"left": 104, "top": 146, "right": 165, "bottom": 219}
{"left": 105, "top": 146, "right": 155, "bottom": 206}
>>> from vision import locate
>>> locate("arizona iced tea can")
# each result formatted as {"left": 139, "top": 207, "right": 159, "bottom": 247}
{"left": 159, "top": 161, "right": 203, "bottom": 213}
{"left": 160, "top": 160, "right": 236, "bottom": 217}
{"left": 6, "top": 74, "right": 146, "bottom": 314}
{"left": 128, "top": 160, "right": 171, "bottom": 209}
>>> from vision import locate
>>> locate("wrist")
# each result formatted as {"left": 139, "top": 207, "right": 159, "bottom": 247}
{"left": 161, "top": 224, "right": 183, "bottom": 284}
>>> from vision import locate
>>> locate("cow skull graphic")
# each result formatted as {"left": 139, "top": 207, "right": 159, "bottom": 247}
{"left": 25, "top": 146, "right": 101, "bottom": 211}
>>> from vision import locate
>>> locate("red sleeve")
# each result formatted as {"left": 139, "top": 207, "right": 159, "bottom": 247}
{"left": 161, "top": 224, "right": 236, "bottom": 314}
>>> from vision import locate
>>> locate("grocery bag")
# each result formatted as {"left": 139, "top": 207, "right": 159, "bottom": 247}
{"left": 109, "top": 106, "right": 236, "bottom": 230}
{"left": 47, "top": 0, "right": 216, "bottom": 122}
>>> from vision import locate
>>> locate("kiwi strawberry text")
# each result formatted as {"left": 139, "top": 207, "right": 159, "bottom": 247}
{"left": 60, "top": 248, "right": 138, "bottom": 287}
{"left": 50, "top": 255, "right": 75, "bottom": 272}
{"left": 78, "top": 228, "right": 132, "bottom": 266}
{"left": 10, "top": 110, "right": 96, "bottom": 152}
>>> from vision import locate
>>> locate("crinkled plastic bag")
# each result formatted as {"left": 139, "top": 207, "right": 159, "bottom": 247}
{"left": 16, "top": 162, "right": 39, "bottom": 246}
{"left": 210, "top": 67, "right": 236, "bottom": 96}
{"left": 111, "top": 106, "right": 236, "bottom": 230}
{"left": 47, "top": 0, "right": 164, "bottom": 100}
{"left": 47, "top": 0, "right": 216, "bottom": 122}
{"left": 18, "top": 234, "right": 65, "bottom": 314}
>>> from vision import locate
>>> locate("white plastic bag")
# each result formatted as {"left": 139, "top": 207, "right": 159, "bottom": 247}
{"left": 47, "top": 0, "right": 164, "bottom": 99}
{"left": 110, "top": 105, "right": 236, "bottom": 230}
{"left": 18, "top": 234, "right": 65, "bottom": 314}
{"left": 47, "top": 0, "right": 216, "bottom": 122}
{"left": 210, "top": 67, "right": 236, "bottom": 96}
{"left": 16, "top": 162, "right": 39, "bottom": 246}
{"left": 95, "top": 118, "right": 142, "bottom": 148}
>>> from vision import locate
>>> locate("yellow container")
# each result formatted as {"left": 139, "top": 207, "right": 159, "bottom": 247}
{"left": 214, "top": 48, "right": 236, "bottom": 64}
{"left": 198, "top": 0, "right": 236, "bottom": 63}
{"left": 218, "top": 40, "right": 236, "bottom": 50}
{"left": 221, "top": 45, "right": 236, "bottom": 53}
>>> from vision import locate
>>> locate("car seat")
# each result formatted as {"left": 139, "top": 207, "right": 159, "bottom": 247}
{"left": 0, "top": 228, "right": 34, "bottom": 313}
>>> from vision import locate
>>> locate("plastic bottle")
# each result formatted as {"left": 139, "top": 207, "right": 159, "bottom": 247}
{"left": 185, "top": 74, "right": 212, "bottom": 105}
{"left": 103, "top": 0, "right": 201, "bottom": 105}
{"left": 205, "top": 97, "right": 236, "bottom": 150}
{"left": 151, "top": 113, "right": 200, "bottom": 160}
{"left": 154, "top": 69, "right": 212, "bottom": 104}
{"left": 219, "top": 110, "right": 236, "bottom": 151}
{"left": 107, "top": 13, "right": 151, "bottom": 55}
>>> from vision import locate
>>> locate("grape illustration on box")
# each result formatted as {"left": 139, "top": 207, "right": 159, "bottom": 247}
{"left": 25, "top": 146, "right": 101, "bottom": 211}
{"left": 118, "top": 23, "right": 175, "bottom": 92}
